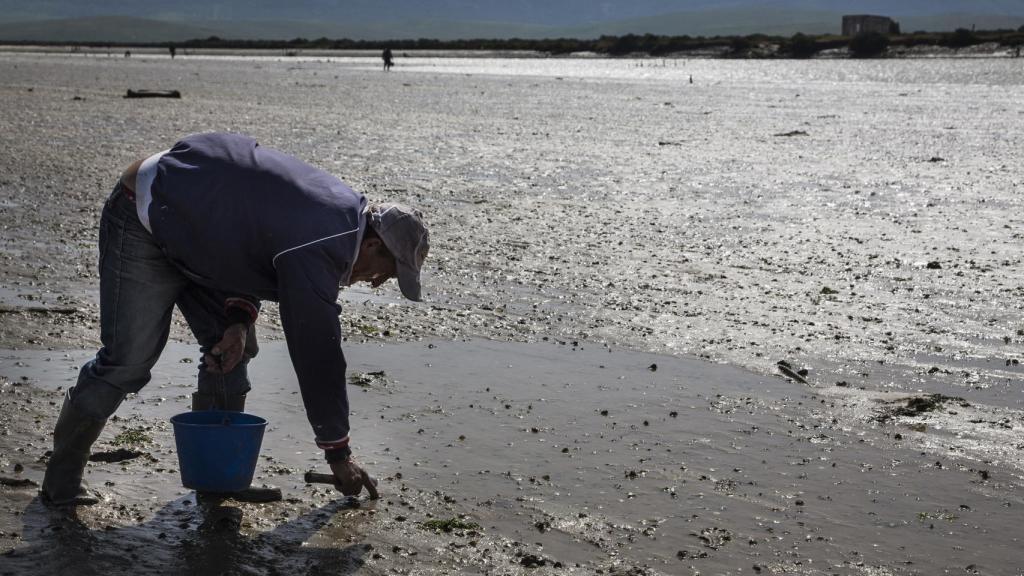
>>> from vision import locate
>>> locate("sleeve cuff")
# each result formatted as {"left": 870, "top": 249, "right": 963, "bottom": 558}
{"left": 316, "top": 435, "right": 350, "bottom": 450}
{"left": 225, "top": 297, "right": 259, "bottom": 326}
{"left": 324, "top": 445, "right": 352, "bottom": 463}
{"left": 318, "top": 435, "right": 351, "bottom": 462}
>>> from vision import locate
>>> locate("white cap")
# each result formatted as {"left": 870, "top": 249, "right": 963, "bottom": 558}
{"left": 367, "top": 203, "right": 429, "bottom": 301}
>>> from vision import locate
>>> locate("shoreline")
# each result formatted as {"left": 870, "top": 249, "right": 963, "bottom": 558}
{"left": 0, "top": 43, "right": 1020, "bottom": 60}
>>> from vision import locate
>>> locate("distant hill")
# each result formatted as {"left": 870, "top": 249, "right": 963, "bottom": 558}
{"left": 0, "top": 16, "right": 564, "bottom": 43}
{"left": 563, "top": 7, "right": 840, "bottom": 37}
{"left": 0, "top": 17, "right": 221, "bottom": 43}
{"left": 562, "top": 8, "right": 1024, "bottom": 37}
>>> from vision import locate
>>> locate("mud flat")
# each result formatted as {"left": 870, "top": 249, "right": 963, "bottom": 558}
{"left": 1, "top": 52, "right": 1023, "bottom": 573}
{"left": 1, "top": 340, "right": 1022, "bottom": 575}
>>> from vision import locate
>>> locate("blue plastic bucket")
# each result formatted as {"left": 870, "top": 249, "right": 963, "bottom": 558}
{"left": 170, "top": 410, "right": 267, "bottom": 493}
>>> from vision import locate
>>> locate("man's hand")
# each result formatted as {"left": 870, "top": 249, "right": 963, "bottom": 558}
{"left": 204, "top": 323, "right": 248, "bottom": 374}
{"left": 329, "top": 458, "right": 380, "bottom": 499}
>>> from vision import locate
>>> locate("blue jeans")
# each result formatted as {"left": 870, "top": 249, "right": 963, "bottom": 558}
{"left": 70, "top": 184, "right": 258, "bottom": 419}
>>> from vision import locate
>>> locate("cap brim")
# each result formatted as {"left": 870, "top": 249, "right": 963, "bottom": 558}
{"left": 396, "top": 260, "right": 422, "bottom": 301}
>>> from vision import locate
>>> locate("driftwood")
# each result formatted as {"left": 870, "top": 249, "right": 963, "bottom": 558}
{"left": 0, "top": 476, "right": 38, "bottom": 488}
{"left": 0, "top": 305, "right": 78, "bottom": 315}
{"left": 776, "top": 360, "right": 808, "bottom": 384}
{"left": 125, "top": 89, "right": 181, "bottom": 99}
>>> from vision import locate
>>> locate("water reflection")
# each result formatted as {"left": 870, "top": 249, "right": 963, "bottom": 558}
{"left": 3, "top": 494, "right": 368, "bottom": 576}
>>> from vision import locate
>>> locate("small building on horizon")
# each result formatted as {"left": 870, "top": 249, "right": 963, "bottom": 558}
{"left": 842, "top": 14, "right": 900, "bottom": 36}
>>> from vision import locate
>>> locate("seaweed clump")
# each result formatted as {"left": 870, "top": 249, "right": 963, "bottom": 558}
{"left": 875, "top": 394, "right": 969, "bottom": 423}
{"left": 420, "top": 517, "right": 481, "bottom": 533}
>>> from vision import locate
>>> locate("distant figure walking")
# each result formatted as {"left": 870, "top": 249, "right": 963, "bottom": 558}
{"left": 382, "top": 48, "right": 394, "bottom": 71}
{"left": 169, "top": 45, "right": 176, "bottom": 59}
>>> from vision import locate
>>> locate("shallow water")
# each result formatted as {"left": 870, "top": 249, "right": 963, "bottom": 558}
{"left": 2, "top": 340, "right": 1022, "bottom": 574}
{"left": 11, "top": 49, "right": 1024, "bottom": 85}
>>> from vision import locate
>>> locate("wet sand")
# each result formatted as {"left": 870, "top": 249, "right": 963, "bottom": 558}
{"left": 1, "top": 52, "right": 1023, "bottom": 574}
{"left": 2, "top": 340, "right": 1022, "bottom": 575}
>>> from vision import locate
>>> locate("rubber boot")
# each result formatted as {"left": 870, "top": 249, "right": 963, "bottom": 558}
{"left": 41, "top": 389, "right": 107, "bottom": 506}
{"left": 191, "top": 391, "right": 247, "bottom": 411}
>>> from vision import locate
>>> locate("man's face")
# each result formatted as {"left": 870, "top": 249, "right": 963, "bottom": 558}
{"left": 350, "top": 238, "right": 397, "bottom": 288}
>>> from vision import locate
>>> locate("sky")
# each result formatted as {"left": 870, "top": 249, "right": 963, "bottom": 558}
{"left": 2, "top": 1, "right": 1023, "bottom": 23}
{"left": 1, "top": 0, "right": 1022, "bottom": 41}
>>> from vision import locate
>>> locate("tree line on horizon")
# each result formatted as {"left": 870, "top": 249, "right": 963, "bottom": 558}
{"left": 13, "top": 26, "right": 1024, "bottom": 58}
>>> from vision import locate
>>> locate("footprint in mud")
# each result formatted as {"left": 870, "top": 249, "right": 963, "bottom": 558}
{"left": 694, "top": 526, "right": 732, "bottom": 550}
{"left": 88, "top": 448, "right": 148, "bottom": 463}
